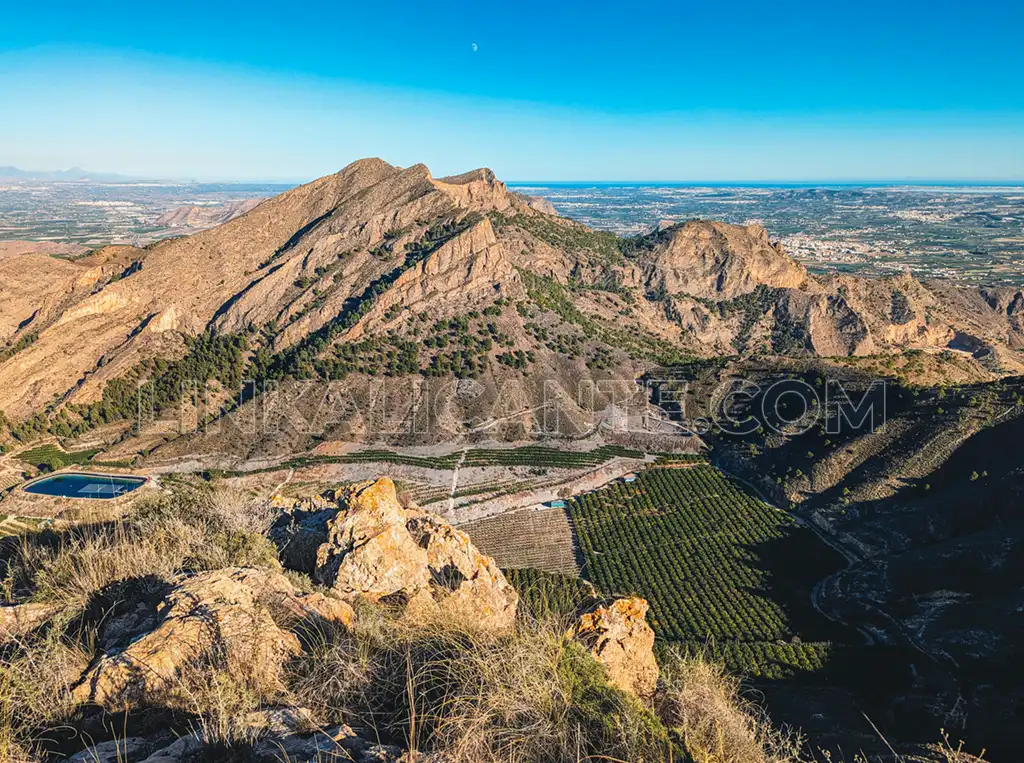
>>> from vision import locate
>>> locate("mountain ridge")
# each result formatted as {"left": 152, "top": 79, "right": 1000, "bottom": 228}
{"left": 0, "top": 158, "right": 1021, "bottom": 444}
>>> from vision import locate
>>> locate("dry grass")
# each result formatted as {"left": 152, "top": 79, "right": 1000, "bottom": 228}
{"left": 658, "top": 647, "right": 808, "bottom": 763}
{"left": 288, "top": 606, "right": 674, "bottom": 763}
{"left": 174, "top": 649, "right": 277, "bottom": 749}
{"left": 207, "top": 487, "right": 277, "bottom": 537}
{"left": 0, "top": 626, "right": 92, "bottom": 760}
{"left": 0, "top": 482, "right": 282, "bottom": 761}
{"left": 1, "top": 482, "right": 280, "bottom": 608}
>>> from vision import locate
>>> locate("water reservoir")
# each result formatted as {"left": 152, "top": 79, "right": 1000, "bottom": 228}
{"left": 23, "top": 472, "right": 147, "bottom": 499}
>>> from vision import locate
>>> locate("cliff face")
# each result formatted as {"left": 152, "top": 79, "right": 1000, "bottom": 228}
{"left": 629, "top": 224, "right": 1020, "bottom": 367}
{"left": 639, "top": 221, "right": 807, "bottom": 301}
{"left": 0, "top": 158, "right": 1021, "bottom": 428}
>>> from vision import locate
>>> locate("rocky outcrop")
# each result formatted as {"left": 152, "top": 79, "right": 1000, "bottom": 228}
{"left": 342, "top": 216, "right": 521, "bottom": 341}
{"left": 67, "top": 737, "right": 154, "bottom": 763}
{"left": 71, "top": 567, "right": 354, "bottom": 711}
{"left": 519, "top": 194, "right": 559, "bottom": 216}
{"left": 154, "top": 198, "right": 265, "bottom": 229}
{"left": 434, "top": 167, "right": 515, "bottom": 213}
{"left": 773, "top": 290, "right": 874, "bottom": 357}
{"left": 0, "top": 602, "right": 59, "bottom": 640}
{"left": 68, "top": 722, "right": 407, "bottom": 763}
{"left": 982, "top": 287, "right": 1024, "bottom": 335}
{"left": 641, "top": 221, "right": 807, "bottom": 301}
{"left": 568, "top": 596, "right": 659, "bottom": 698}
{"left": 271, "top": 478, "right": 519, "bottom": 630}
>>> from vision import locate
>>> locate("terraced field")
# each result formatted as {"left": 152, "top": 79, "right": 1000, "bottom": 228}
{"left": 0, "top": 515, "right": 49, "bottom": 538}
{"left": 245, "top": 444, "right": 646, "bottom": 474}
{"left": 0, "top": 472, "right": 24, "bottom": 492}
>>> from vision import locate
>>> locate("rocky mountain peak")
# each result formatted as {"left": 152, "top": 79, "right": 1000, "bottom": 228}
{"left": 641, "top": 219, "right": 807, "bottom": 301}
{"left": 433, "top": 166, "right": 515, "bottom": 212}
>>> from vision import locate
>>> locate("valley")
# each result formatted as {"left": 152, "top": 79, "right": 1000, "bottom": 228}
{"left": 1, "top": 158, "right": 1020, "bottom": 762}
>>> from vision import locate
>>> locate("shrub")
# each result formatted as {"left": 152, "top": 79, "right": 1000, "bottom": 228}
{"left": 41, "top": 457, "right": 64, "bottom": 473}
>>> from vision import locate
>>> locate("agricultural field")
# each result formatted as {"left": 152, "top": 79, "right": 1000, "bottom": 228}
{"left": 461, "top": 444, "right": 644, "bottom": 468}
{"left": 249, "top": 443, "right": 647, "bottom": 474}
{"left": 462, "top": 507, "right": 580, "bottom": 575}
{"left": 566, "top": 465, "right": 852, "bottom": 679}
{"left": 16, "top": 444, "right": 100, "bottom": 469}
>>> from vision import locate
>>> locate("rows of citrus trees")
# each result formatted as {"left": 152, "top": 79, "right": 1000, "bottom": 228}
{"left": 570, "top": 466, "right": 797, "bottom": 641}
{"left": 241, "top": 444, "right": 647, "bottom": 474}
{"left": 568, "top": 465, "right": 846, "bottom": 679}
{"left": 461, "top": 444, "right": 643, "bottom": 468}
{"left": 672, "top": 641, "right": 834, "bottom": 681}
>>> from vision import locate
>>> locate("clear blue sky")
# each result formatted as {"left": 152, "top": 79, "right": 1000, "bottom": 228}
{"left": 1, "top": 0, "right": 1022, "bottom": 181}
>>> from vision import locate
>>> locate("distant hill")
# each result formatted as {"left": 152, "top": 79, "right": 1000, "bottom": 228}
{"left": 0, "top": 165, "right": 186, "bottom": 183}
{"left": 0, "top": 165, "right": 134, "bottom": 182}
{"left": 155, "top": 198, "right": 266, "bottom": 228}
{"left": 0, "top": 240, "right": 90, "bottom": 258}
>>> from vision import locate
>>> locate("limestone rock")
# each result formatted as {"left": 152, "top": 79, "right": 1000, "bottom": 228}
{"left": 71, "top": 567, "right": 354, "bottom": 711}
{"left": 641, "top": 220, "right": 807, "bottom": 302}
{"left": 243, "top": 705, "right": 316, "bottom": 736}
{"left": 273, "top": 478, "right": 518, "bottom": 630}
{"left": 252, "top": 723, "right": 367, "bottom": 762}
{"left": 0, "top": 602, "right": 57, "bottom": 641}
{"left": 569, "top": 596, "right": 659, "bottom": 698}
{"left": 138, "top": 733, "right": 205, "bottom": 763}
{"left": 518, "top": 193, "right": 559, "bottom": 216}
{"left": 270, "top": 504, "right": 338, "bottom": 573}
{"left": 314, "top": 478, "right": 431, "bottom": 598}
{"left": 134, "top": 723, "right": 404, "bottom": 763}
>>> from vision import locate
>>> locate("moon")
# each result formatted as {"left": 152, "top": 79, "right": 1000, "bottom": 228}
{"left": 471, "top": 42, "right": 479, "bottom": 52}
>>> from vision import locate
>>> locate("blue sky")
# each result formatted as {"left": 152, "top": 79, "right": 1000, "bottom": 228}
{"left": 1, "top": 0, "right": 1022, "bottom": 181}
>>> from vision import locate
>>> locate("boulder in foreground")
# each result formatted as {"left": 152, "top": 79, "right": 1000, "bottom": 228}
{"left": 271, "top": 477, "right": 519, "bottom": 631}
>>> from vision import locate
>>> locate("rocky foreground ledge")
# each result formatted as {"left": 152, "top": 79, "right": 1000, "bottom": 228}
{"left": 1, "top": 478, "right": 662, "bottom": 763}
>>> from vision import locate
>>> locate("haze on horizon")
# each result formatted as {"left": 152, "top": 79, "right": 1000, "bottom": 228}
{"left": 1, "top": 0, "right": 1022, "bottom": 183}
